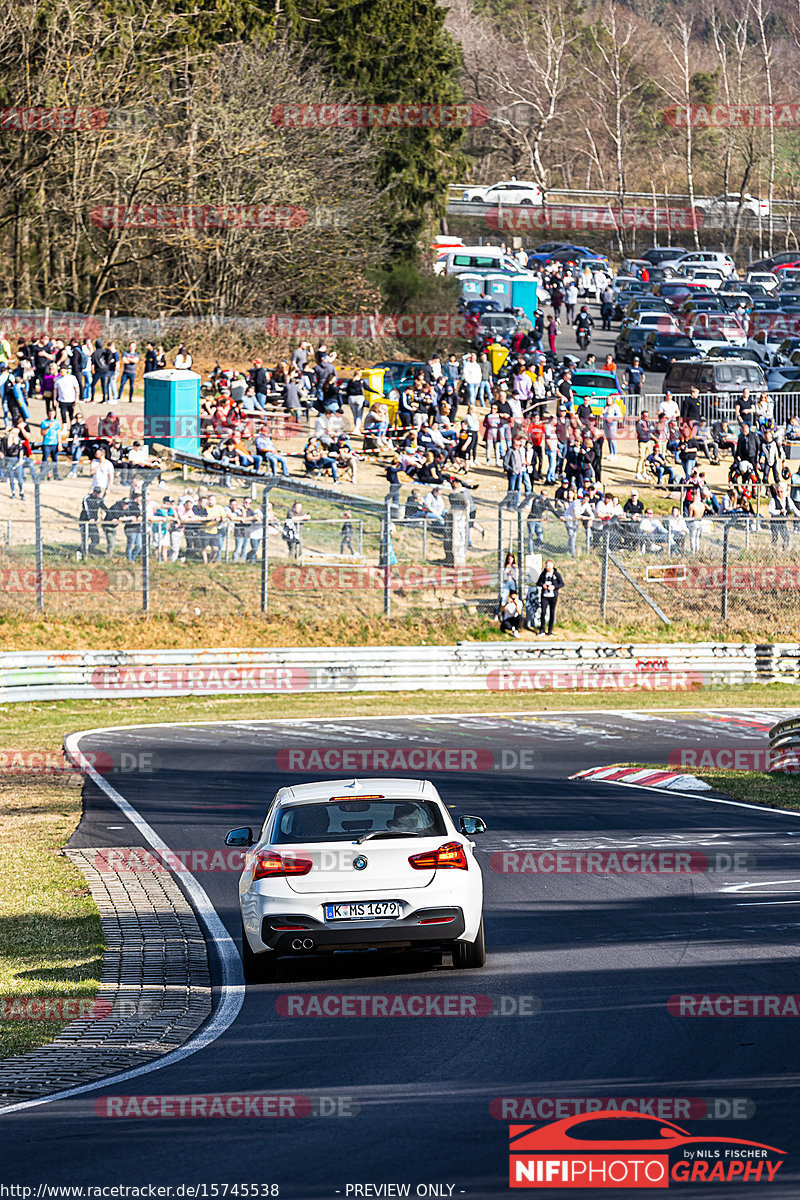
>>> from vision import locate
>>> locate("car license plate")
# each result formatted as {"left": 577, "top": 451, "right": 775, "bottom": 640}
{"left": 324, "top": 900, "right": 400, "bottom": 921}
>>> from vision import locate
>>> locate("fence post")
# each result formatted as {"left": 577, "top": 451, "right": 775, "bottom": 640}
{"left": 260, "top": 485, "right": 270, "bottom": 614}
{"left": 517, "top": 502, "right": 524, "bottom": 587}
{"left": 600, "top": 524, "right": 610, "bottom": 620}
{"left": 34, "top": 479, "right": 44, "bottom": 613}
{"left": 422, "top": 518, "right": 428, "bottom": 562}
{"left": 721, "top": 519, "right": 730, "bottom": 623}
{"left": 382, "top": 495, "right": 392, "bottom": 618}
{"left": 497, "top": 504, "right": 506, "bottom": 609}
{"left": 141, "top": 477, "right": 150, "bottom": 615}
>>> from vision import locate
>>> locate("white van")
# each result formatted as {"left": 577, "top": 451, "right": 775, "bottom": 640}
{"left": 438, "top": 246, "right": 521, "bottom": 277}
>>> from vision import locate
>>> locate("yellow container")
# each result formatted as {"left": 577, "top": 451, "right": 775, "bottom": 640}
{"left": 363, "top": 367, "right": 386, "bottom": 401}
{"left": 363, "top": 367, "right": 402, "bottom": 425}
{"left": 487, "top": 342, "right": 510, "bottom": 376}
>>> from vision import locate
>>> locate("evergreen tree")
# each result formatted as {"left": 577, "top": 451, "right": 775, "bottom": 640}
{"left": 282, "top": 0, "right": 467, "bottom": 259}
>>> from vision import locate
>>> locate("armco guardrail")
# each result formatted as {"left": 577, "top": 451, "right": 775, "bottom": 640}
{"left": 768, "top": 713, "right": 800, "bottom": 771}
{"left": 0, "top": 642, "right": 762, "bottom": 702}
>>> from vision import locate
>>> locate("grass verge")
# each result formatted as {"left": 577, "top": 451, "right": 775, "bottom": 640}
{"left": 695, "top": 771, "right": 800, "bottom": 811}
{"left": 609, "top": 761, "right": 800, "bottom": 812}
{"left": 0, "top": 771, "right": 104, "bottom": 1059}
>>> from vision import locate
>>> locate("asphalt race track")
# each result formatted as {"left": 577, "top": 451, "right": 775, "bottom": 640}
{"left": 3, "top": 707, "right": 800, "bottom": 1198}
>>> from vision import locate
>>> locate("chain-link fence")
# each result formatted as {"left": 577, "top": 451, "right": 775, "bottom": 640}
{"left": 4, "top": 457, "right": 800, "bottom": 638}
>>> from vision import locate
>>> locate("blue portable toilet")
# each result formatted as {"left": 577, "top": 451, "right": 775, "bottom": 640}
{"left": 143, "top": 369, "right": 201, "bottom": 455}
{"left": 484, "top": 273, "right": 513, "bottom": 308}
{"left": 460, "top": 273, "right": 488, "bottom": 302}
{"left": 511, "top": 275, "right": 539, "bottom": 323}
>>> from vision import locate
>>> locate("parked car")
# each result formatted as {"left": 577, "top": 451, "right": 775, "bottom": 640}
{"left": 641, "top": 331, "right": 703, "bottom": 372}
{"left": 776, "top": 337, "right": 800, "bottom": 364}
{"left": 569, "top": 369, "right": 626, "bottom": 414}
{"left": 685, "top": 312, "right": 747, "bottom": 352}
{"left": 663, "top": 358, "right": 766, "bottom": 397}
{"left": 653, "top": 279, "right": 715, "bottom": 308}
{"left": 718, "top": 291, "right": 753, "bottom": 313}
{"left": 614, "top": 324, "right": 651, "bottom": 364}
{"left": 745, "top": 330, "right": 786, "bottom": 366}
{"left": 752, "top": 252, "right": 800, "bottom": 271}
{"left": 459, "top": 298, "right": 503, "bottom": 316}
{"left": 673, "top": 250, "right": 738, "bottom": 279}
{"left": 371, "top": 360, "right": 428, "bottom": 401}
{"left": 548, "top": 247, "right": 609, "bottom": 271}
{"left": 473, "top": 312, "right": 519, "bottom": 349}
{"left": 625, "top": 296, "right": 673, "bottom": 320}
{"left": 462, "top": 177, "right": 543, "bottom": 206}
{"left": 438, "top": 246, "right": 521, "bottom": 277}
{"left": 767, "top": 365, "right": 800, "bottom": 390}
{"left": 749, "top": 296, "right": 784, "bottom": 312}
{"left": 639, "top": 246, "right": 688, "bottom": 267}
{"left": 612, "top": 276, "right": 648, "bottom": 319}
{"left": 684, "top": 266, "right": 725, "bottom": 290}
{"left": 745, "top": 271, "right": 780, "bottom": 292}
{"left": 694, "top": 192, "right": 770, "bottom": 218}
{"left": 706, "top": 346, "right": 765, "bottom": 366}
{"left": 227, "top": 778, "right": 487, "bottom": 982}
{"left": 678, "top": 298, "right": 727, "bottom": 317}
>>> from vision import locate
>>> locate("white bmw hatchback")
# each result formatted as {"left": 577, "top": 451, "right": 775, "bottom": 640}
{"left": 226, "top": 778, "right": 487, "bottom": 982}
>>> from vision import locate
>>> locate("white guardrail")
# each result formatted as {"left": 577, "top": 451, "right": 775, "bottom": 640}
{"left": 0, "top": 642, "right": 782, "bottom": 702}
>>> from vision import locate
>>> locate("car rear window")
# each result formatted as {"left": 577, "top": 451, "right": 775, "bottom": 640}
{"left": 272, "top": 800, "right": 447, "bottom": 843}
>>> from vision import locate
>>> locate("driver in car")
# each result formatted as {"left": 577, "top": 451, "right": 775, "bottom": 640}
{"left": 387, "top": 803, "right": 433, "bottom": 833}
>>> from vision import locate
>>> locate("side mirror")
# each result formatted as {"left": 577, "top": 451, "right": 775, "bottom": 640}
{"left": 225, "top": 827, "right": 253, "bottom": 847}
{"left": 459, "top": 815, "right": 487, "bottom": 836}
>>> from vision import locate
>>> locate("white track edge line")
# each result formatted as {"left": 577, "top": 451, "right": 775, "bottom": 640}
{"left": 0, "top": 729, "right": 245, "bottom": 1117}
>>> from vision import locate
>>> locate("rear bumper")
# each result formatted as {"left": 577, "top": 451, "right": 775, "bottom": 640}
{"left": 260, "top": 907, "right": 466, "bottom": 952}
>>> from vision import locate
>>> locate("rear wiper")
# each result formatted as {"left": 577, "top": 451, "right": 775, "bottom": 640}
{"left": 355, "top": 831, "right": 409, "bottom": 845}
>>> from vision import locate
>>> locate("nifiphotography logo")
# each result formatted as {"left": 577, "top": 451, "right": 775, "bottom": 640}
{"left": 507, "top": 1111, "right": 786, "bottom": 1188}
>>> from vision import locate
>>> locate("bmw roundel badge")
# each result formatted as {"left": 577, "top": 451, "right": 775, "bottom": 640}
{"left": 353, "top": 855, "right": 368, "bottom": 871}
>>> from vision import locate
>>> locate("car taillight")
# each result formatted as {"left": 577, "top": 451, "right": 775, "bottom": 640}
{"left": 408, "top": 842, "right": 468, "bottom": 871}
{"left": 253, "top": 851, "right": 313, "bottom": 880}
